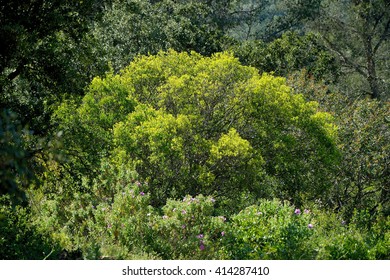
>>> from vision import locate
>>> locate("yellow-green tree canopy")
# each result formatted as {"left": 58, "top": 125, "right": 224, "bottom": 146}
{"left": 55, "top": 50, "right": 339, "bottom": 207}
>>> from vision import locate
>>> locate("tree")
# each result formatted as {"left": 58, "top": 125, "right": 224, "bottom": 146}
{"left": 54, "top": 50, "right": 339, "bottom": 208}
{"left": 0, "top": 0, "right": 109, "bottom": 134}
{"left": 91, "top": 0, "right": 235, "bottom": 72}
{"left": 288, "top": 71, "right": 390, "bottom": 219}
{"left": 309, "top": 0, "right": 390, "bottom": 100}
{"left": 227, "top": 0, "right": 322, "bottom": 41}
{"left": 231, "top": 31, "right": 340, "bottom": 83}
{"left": 0, "top": 1, "right": 111, "bottom": 199}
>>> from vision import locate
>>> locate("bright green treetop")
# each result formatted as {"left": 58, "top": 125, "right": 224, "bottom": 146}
{"left": 55, "top": 50, "right": 339, "bottom": 207}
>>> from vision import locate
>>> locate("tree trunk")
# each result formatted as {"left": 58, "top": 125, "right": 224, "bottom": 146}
{"left": 363, "top": 26, "right": 380, "bottom": 99}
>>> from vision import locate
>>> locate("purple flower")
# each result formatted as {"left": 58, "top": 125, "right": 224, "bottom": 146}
{"left": 199, "top": 242, "right": 205, "bottom": 251}
{"left": 308, "top": 223, "right": 313, "bottom": 229}
{"left": 221, "top": 231, "right": 225, "bottom": 236}
{"left": 140, "top": 192, "right": 145, "bottom": 196}
{"left": 135, "top": 181, "right": 141, "bottom": 187}
{"left": 197, "top": 234, "right": 204, "bottom": 239}
{"left": 181, "top": 225, "right": 186, "bottom": 229}
{"left": 181, "top": 210, "right": 187, "bottom": 215}
{"left": 304, "top": 209, "right": 310, "bottom": 214}
{"left": 294, "top": 209, "right": 301, "bottom": 215}
{"left": 107, "top": 223, "right": 112, "bottom": 229}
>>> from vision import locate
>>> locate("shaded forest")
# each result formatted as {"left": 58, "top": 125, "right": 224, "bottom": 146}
{"left": 1, "top": 0, "right": 389, "bottom": 259}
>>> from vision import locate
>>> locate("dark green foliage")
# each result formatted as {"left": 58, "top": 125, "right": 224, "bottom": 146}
{"left": 92, "top": 0, "right": 234, "bottom": 72}
{"left": 231, "top": 32, "right": 340, "bottom": 84}
{"left": 288, "top": 72, "right": 389, "bottom": 219}
{"left": 227, "top": 0, "right": 322, "bottom": 41}
{"left": 0, "top": 196, "right": 61, "bottom": 259}
{"left": 0, "top": 0, "right": 111, "bottom": 111}
{"left": 0, "top": 109, "right": 31, "bottom": 202}
{"left": 308, "top": 0, "right": 390, "bottom": 99}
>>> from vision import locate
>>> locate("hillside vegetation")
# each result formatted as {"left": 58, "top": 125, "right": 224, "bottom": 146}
{"left": 1, "top": 0, "right": 389, "bottom": 259}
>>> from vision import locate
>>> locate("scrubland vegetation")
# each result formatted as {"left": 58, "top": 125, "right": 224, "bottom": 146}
{"left": 1, "top": 0, "right": 389, "bottom": 259}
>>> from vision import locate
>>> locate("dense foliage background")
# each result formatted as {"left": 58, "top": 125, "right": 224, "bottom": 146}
{"left": 1, "top": 0, "right": 389, "bottom": 260}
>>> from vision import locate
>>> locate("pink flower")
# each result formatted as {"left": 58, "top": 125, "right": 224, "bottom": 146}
{"left": 140, "top": 191, "right": 145, "bottom": 196}
{"left": 304, "top": 209, "right": 310, "bottom": 214}
{"left": 197, "top": 234, "right": 204, "bottom": 239}
{"left": 308, "top": 224, "right": 313, "bottom": 229}
{"left": 221, "top": 231, "right": 225, "bottom": 236}
{"left": 294, "top": 209, "right": 301, "bottom": 215}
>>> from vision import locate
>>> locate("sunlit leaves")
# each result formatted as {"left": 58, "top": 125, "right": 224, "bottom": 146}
{"left": 55, "top": 50, "right": 339, "bottom": 207}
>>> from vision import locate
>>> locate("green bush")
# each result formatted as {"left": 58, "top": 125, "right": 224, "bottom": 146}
{"left": 153, "top": 194, "right": 227, "bottom": 259}
{"left": 308, "top": 209, "right": 389, "bottom": 260}
{"left": 223, "top": 199, "right": 315, "bottom": 259}
{"left": 31, "top": 161, "right": 158, "bottom": 259}
{"left": 0, "top": 196, "right": 61, "bottom": 259}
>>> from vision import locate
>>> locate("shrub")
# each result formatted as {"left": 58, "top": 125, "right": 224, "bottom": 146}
{"left": 223, "top": 199, "right": 315, "bottom": 259}
{"left": 153, "top": 194, "right": 227, "bottom": 259}
{"left": 0, "top": 196, "right": 61, "bottom": 259}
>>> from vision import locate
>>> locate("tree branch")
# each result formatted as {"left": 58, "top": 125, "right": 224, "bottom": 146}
{"left": 7, "top": 61, "right": 26, "bottom": 81}
{"left": 321, "top": 35, "right": 367, "bottom": 77}
{"left": 373, "top": 18, "right": 390, "bottom": 54}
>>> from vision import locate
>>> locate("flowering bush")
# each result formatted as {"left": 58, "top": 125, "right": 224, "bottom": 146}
{"left": 223, "top": 199, "right": 315, "bottom": 259}
{"left": 153, "top": 195, "right": 227, "bottom": 259}
{"left": 29, "top": 158, "right": 388, "bottom": 260}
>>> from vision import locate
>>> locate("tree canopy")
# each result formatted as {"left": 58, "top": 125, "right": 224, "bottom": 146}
{"left": 54, "top": 50, "right": 338, "bottom": 208}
